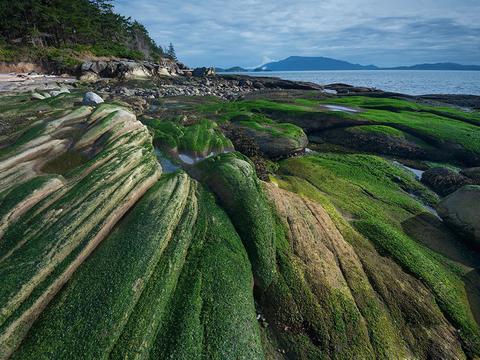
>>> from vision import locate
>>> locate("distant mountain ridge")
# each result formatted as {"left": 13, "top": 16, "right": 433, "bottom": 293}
{"left": 215, "top": 66, "right": 250, "bottom": 73}
{"left": 218, "top": 56, "right": 480, "bottom": 72}
{"left": 386, "top": 62, "right": 480, "bottom": 71}
{"left": 256, "top": 56, "right": 378, "bottom": 71}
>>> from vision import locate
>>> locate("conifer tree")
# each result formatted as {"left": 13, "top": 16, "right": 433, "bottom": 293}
{"left": 167, "top": 42, "right": 177, "bottom": 61}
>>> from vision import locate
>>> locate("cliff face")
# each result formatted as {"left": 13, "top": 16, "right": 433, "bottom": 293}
{"left": 0, "top": 83, "right": 480, "bottom": 359}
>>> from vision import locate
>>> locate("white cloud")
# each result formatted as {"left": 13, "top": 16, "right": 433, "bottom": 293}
{"left": 114, "top": 0, "right": 480, "bottom": 67}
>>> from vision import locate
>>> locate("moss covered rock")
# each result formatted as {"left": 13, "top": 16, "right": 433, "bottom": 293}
{"left": 145, "top": 118, "right": 233, "bottom": 157}
{"left": 12, "top": 173, "right": 263, "bottom": 360}
{"left": 195, "top": 152, "right": 277, "bottom": 290}
{"left": 0, "top": 98, "right": 161, "bottom": 358}
{"left": 231, "top": 113, "right": 308, "bottom": 158}
{"left": 262, "top": 182, "right": 466, "bottom": 359}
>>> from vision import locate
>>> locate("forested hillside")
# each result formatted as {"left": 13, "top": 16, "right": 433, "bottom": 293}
{"left": 0, "top": 0, "right": 167, "bottom": 70}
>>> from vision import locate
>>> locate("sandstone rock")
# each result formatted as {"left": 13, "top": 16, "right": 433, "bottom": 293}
{"left": 421, "top": 167, "right": 472, "bottom": 196}
{"left": 79, "top": 59, "right": 181, "bottom": 81}
{"left": 437, "top": 185, "right": 480, "bottom": 245}
{"left": 82, "top": 92, "right": 104, "bottom": 106}
{"left": 81, "top": 61, "right": 93, "bottom": 72}
{"left": 0, "top": 101, "right": 161, "bottom": 357}
{"left": 264, "top": 182, "right": 467, "bottom": 359}
{"left": 79, "top": 71, "right": 99, "bottom": 82}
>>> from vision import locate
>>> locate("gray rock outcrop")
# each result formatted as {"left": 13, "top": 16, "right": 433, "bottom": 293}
{"left": 437, "top": 185, "right": 480, "bottom": 245}
{"left": 79, "top": 58, "right": 182, "bottom": 81}
{"left": 83, "top": 92, "right": 104, "bottom": 106}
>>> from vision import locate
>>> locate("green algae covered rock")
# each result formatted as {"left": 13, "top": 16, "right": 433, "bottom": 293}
{"left": 231, "top": 113, "right": 308, "bottom": 158}
{"left": 195, "top": 152, "right": 277, "bottom": 290}
{"left": 12, "top": 173, "right": 263, "bottom": 360}
{"left": 274, "top": 154, "right": 480, "bottom": 358}
{"left": 0, "top": 98, "right": 161, "bottom": 358}
{"left": 145, "top": 118, "right": 233, "bottom": 156}
{"left": 262, "top": 182, "right": 467, "bottom": 359}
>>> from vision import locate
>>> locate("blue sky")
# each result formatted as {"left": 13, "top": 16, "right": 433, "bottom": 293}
{"left": 114, "top": 0, "right": 480, "bottom": 68}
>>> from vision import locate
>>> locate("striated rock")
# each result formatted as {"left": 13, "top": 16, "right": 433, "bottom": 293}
{"left": 437, "top": 185, "right": 480, "bottom": 245}
{"left": 264, "top": 182, "right": 467, "bottom": 359}
{"left": 422, "top": 167, "right": 473, "bottom": 196}
{"left": 0, "top": 100, "right": 161, "bottom": 358}
{"left": 10, "top": 174, "right": 263, "bottom": 360}
{"left": 30, "top": 92, "right": 45, "bottom": 100}
{"left": 50, "top": 88, "right": 70, "bottom": 97}
{"left": 195, "top": 152, "right": 277, "bottom": 290}
{"left": 82, "top": 91, "right": 104, "bottom": 106}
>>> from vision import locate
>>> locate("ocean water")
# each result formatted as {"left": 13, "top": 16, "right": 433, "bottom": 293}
{"left": 225, "top": 70, "right": 480, "bottom": 96}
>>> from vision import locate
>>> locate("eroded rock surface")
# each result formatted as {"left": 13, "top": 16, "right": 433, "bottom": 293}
{"left": 263, "top": 183, "right": 466, "bottom": 360}
{"left": 0, "top": 98, "right": 161, "bottom": 358}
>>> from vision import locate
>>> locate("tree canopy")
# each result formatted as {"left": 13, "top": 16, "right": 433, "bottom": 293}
{"left": 0, "top": 0, "right": 164, "bottom": 60}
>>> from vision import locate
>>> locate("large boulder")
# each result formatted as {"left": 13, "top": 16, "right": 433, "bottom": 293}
{"left": 236, "top": 124, "right": 307, "bottom": 158}
{"left": 230, "top": 114, "right": 308, "bottom": 158}
{"left": 421, "top": 167, "right": 472, "bottom": 196}
{"left": 82, "top": 92, "right": 104, "bottom": 106}
{"left": 437, "top": 185, "right": 480, "bottom": 245}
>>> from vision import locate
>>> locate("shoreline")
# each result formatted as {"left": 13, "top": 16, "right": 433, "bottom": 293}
{"left": 1, "top": 70, "right": 480, "bottom": 110}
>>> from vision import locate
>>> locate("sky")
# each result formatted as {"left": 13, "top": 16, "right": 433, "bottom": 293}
{"left": 114, "top": 0, "right": 480, "bottom": 68}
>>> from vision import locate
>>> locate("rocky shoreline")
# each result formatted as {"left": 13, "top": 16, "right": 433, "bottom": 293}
{"left": 2, "top": 64, "right": 480, "bottom": 111}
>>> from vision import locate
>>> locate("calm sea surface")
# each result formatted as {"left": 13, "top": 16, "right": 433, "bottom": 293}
{"left": 225, "top": 70, "right": 480, "bottom": 96}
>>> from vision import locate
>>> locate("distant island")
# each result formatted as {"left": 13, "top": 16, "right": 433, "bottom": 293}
{"left": 215, "top": 66, "right": 250, "bottom": 72}
{"left": 217, "top": 56, "right": 480, "bottom": 72}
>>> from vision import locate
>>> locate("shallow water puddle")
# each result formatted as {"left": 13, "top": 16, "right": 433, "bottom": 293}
{"left": 321, "top": 89, "right": 337, "bottom": 95}
{"left": 155, "top": 149, "right": 181, "bottom": 173}
{"left": 155, "top": 148, "right": 233, "bottom": 172}
{"left": 178, "top": 150, "right": 229, "bottom": 165}
{"left": 393, "top": 161, "right": 425, "bottom": 180}
{"left": 322, "top": 104, "right": 360, "bottom": 113}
